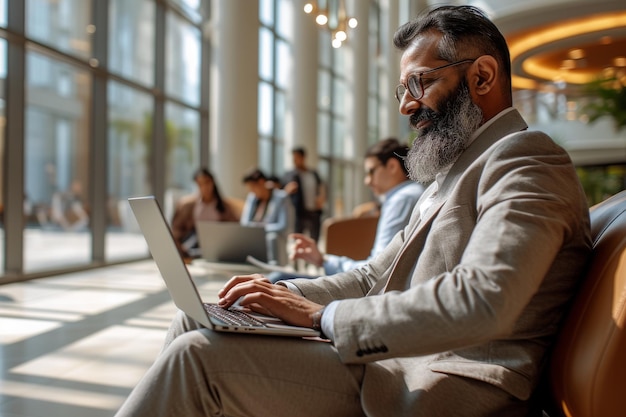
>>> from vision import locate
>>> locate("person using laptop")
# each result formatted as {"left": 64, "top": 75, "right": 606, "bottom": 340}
{"left": 171, "top": 168, "right": 240, "bottom": 261}
{"left": 240, "top": 167, "right": 293, "bottom": 265}
{"left": 115, "top": 6, "right": 591, "bottom": 416}
{"left": 268, "top": 137, "right": 425, "bottom": 282}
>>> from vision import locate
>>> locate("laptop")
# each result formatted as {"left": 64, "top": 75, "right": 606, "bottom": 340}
{"left": 195, "top": 221, "right": 268, "bottom": 263}
{"left": 128, "top": 196, "right": 320, "bottom": 338}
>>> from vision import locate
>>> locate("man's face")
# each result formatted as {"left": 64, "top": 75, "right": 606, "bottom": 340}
{"left": 293, "top": 152, "right": 305, "bottom": 169}
{"left": 363, "top": 156, "right": 389, "bottom": 196}
{"left": 245, "top": 180, "right": 267, "bottom": 199}
{"left": 398, "top": 33, "right": 483, "bottom": 183}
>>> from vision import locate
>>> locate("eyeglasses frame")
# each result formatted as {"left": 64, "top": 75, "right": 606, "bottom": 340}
{"left": 395, "top": 59, "right": 476, "bottom": 102}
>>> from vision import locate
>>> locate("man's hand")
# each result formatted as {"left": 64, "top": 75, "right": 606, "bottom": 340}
{"left": 217, "top": 274, "right": 324, "bottom": 329}
{"left": 283, "top": 181, "right": 299, "bottom": 195}
{"left": 289, "top": 233, "right": 324, "bottom": 267}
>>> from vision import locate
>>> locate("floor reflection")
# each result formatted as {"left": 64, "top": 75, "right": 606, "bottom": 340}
{"left": 0, "top": 260, "right": 233, "bottom": 417}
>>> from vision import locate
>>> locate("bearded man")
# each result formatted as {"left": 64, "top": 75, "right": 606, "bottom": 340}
{"left": 115, "top": 5, "right": 591, "bottom": 417}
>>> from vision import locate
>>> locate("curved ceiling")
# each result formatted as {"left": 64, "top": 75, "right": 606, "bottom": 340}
{"left": 486, "top": 0, "right": 626, "bottom": 90}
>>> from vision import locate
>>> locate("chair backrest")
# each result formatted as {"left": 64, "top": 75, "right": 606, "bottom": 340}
{"left": 546, "top": 190, "right": 626, "bottom": 416}
{"left": 322, "top": 215, "right": 379, "bottom": 259}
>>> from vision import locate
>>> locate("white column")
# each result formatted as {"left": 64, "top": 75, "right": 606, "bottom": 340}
{"left": 381, "top": 0, "right": 401, "bottom": 139}
{"left": 210, "top": 0, "right": 259, "bottom": 198}
{"left": 349, "top": 0, "right": 370, "bottom": 205}
{"left": 287, "top": 2, "right": 319, "bottom": 168}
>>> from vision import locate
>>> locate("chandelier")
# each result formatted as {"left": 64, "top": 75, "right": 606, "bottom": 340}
{"left": 303, "top": 0, "right": 358, "bottom": 48}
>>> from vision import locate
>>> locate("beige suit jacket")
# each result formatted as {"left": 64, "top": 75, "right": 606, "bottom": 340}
{"left": 290, "top": 109, "right": 591, "bottom": 407}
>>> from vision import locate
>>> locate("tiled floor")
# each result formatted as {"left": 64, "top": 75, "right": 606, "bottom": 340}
{"left": 0, "top": 260, "right": 256, "bottom": 417}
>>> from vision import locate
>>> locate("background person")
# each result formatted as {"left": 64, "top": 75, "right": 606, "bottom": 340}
{"left": 240, "top": 168, "right": 293, "bottom": 265}
{"left": 282, "top": 146, "right": 326, "bottom": 242}
{"left": 49, "top": 179, "right": 89, "bottom": 231}
{"left": 171, "top": 168, "right": 239, "bottom": 260}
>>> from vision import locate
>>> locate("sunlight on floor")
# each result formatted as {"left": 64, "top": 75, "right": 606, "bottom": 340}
{"left": 0, "top": 260, "right": 235, "bottom": 417}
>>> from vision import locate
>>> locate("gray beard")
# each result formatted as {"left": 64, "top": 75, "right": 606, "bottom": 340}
{"left": 405, "top": 83, "right": 483, "bottom": 184}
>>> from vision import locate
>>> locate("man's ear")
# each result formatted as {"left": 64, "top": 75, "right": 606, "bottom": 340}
{"left": 469, "top": 55, "right": 498, "bottom": 96}
{"left": 387, "top": 157, "right": 402, "bottom": 174}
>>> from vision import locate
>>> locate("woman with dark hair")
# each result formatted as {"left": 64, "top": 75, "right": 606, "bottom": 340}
{"left": 171, "top": 168, "right": 240, "bottom": 260}
{"left": 240, "top": 167, "right": 292, "bottom": 264}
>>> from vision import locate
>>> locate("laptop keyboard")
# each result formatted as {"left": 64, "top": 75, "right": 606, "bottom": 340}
{"left": 204, "top": 303, "right": 266, "bottom": 327}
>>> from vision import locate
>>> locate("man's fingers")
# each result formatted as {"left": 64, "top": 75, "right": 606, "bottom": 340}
{"left": 218, "top": 273, "right": 269, "bottom": 299}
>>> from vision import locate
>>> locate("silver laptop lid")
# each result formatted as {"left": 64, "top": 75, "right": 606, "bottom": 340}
{"left": 196, "top": 221, "right": 268, "bottom": 263}
{"left": 128, "top": 196, "right": 215, "bottom": 329}
{"left": 128, "top": 196, "right": 320, "bottom": 338}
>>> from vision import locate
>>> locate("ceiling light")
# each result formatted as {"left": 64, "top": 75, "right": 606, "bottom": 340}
{"left": 508, "top": 11, "right": 626, "bottom": 87}
{"left": 614, "top": 56, "right": 626, "bottom": 67}
{"left": 600, "top": 36, "right": 613, "bottom": 45}
{"left": 315, "top": 13, "right": 328, "bottom": 26}
{"left": 304, "top": 0, "right": 357, "bottom": 48}
{"left": 568, "top": 48, "right": 585, "bottom": 60}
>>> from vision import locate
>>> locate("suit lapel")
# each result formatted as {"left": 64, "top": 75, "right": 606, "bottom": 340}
{"left": 376, "top": 109, "right": 529, "bottom": 294}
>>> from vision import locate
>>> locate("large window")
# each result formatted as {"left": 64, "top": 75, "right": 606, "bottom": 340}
{"left": 0, "top": 0, "right": 210, "bottom": 279}
{"left": 258, "top": 0, "right": 291, "bottom": 175}
{"left": 166, "top": 10, "right": 201, "bottom": 106}
{"left": 26, "top": 0, "right": 92, "bottom": 60}
{"left": 24, "top": 51, "right": 92, "bottom": 272}
{"left": 109, "top": 0, "right": 155, "bottom": 87}
{"left": 317, "top": 30, "right": 354, "bottom": 217}
{"left": 106, "top": 81, "right": 153, "bottom": 260}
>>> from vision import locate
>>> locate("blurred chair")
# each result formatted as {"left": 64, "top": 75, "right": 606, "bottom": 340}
{"left": 321, "top": 215, "right": 379, "bottom": 260}
{"left": 351, "top": 200, "right": 381, "bottom": 218}
{"left": 541, "top": 190, "right": 626, "bottom": 417}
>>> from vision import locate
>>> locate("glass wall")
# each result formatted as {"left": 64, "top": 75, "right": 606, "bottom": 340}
{"left": 317, "top": 29, "right": 354, "bottom": 217}
{"left": 258, "top": 0, "right": 290, "bottom": 176}
{"left": 109, "top": 0, "right": 155, "bottom": 87}
{"left": 1, "top": 0, "right": 210, "bottom": 279}
{"left": 24, "top": 50, "right": 92, "bottom": 272}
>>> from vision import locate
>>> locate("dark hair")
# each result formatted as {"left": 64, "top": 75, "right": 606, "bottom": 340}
{"left": 393, "top": 5, "right": 512, "bottom": 95}
{"left": 242, "top": 167, "right": 267, "bottom": 183}
{"left": 193, "top": 167, "right": 226, "bottom": 213}
{"left": 365, "top": 137, "right": 410, "bottom": 176}
{"left": 291, "top": 146, "right": 306, "bottom": 157}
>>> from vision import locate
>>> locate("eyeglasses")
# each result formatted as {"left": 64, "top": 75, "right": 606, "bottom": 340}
{"left": 395, "top": 59, "right": 475, "bottom": 102}
{"left": 366, "top": 164, "right": 383, "bottom": 177}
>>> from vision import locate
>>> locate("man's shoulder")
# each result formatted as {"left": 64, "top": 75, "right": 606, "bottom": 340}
{"left": 493, "top": 129, "right": 564, "bottom": 158}
{"left": 388, "top": 181, "right": 425, "bottom": 203}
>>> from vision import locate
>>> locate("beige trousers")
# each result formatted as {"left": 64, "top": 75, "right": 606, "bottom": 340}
{"left": 114, "top": 311, "right": 530, "bottom": 417}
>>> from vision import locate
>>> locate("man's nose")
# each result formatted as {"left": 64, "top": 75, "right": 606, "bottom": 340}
{"left": 398, "top": 92, "right": 421, "bottom": 116}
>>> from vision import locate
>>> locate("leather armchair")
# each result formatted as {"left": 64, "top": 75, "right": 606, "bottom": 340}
{"left": 542, "top": 190, "right": 626, "bottom": 416}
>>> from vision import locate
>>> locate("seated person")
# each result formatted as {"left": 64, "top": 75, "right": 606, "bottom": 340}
{"left": 171, "top": 168, "right": 239, "bottom": 259}
{"left": 240, "top": 168, "right": 292, "bottom": 265}
{"left": 50, "top": 179, "right": 89, "bottom": 231}
{"left": 269, "top": 138, "right": 425, "bottom": 282}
